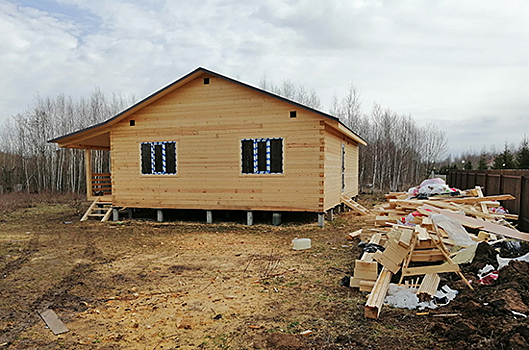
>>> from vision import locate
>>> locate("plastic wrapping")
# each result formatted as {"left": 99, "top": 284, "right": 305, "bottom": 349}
{"left": 431, "top": 213, "right": 477, "bottom": 247}
{"left": 407, "top": 178, "right": 457, "bottom": 197}
{"left": 497, "top": 252, "right": 529, "bottom": 270}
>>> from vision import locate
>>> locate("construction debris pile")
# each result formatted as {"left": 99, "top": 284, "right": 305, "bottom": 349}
{"left": 348, "top": 179, "right": 529, "bottom": 321}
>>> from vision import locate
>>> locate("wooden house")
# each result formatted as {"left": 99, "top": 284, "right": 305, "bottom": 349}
{"left": 50, "top": 67, "right": 366, "bottom": 225}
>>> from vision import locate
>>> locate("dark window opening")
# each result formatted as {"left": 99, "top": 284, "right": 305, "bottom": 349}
{"left": 290, "top": 111, "right": 297, "bottom": 118}
{"left": 241, "top": 138, "right": 283, "bottom": 174}
{"left": 141, "top": 143, "right": 152, "bottom": 174}
{"left": 141, "top": 141, "right": 177, "bottom": 175}
{"left": 204, "top": 78, "right": 210, "bottom": 85}
{"left": 166, "top": 142, "right": 176, "bottom": 174}
{"left": 154, "top": 145, "right": 163, "bottom": 173}
{"left": 241, "top": 140, "right": 254, "bottom": 174}
{"left": 257, "top": 141, "right": 267, "bottom": 172}
{"left": 130, "top": 120, "right": 136, "bottom": 126}
{"left": 270, "top": 139, "right": 283, "bottom": 173}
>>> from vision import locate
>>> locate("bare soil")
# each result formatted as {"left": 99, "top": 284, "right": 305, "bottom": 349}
{"left": 0, "top": 196, "right": 528, "bottom": 349}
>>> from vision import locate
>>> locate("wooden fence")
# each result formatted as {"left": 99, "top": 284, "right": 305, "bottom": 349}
{"left": 446, "top": 169, "right": 529, "bottom": 232}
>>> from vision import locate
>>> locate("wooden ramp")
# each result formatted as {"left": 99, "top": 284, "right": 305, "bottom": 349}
{"left": 81, "top": 197, "right": 112, "bottom": 222}
{"left": 340, "top": 195, "right": 371, "bottom": 215}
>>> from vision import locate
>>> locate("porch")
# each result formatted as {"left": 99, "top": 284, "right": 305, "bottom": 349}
{"left": 85, "top": 149, "right": 112, "bottom": 202}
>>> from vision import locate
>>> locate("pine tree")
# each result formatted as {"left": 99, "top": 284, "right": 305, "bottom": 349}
{"left": 478, "top": 155, "right": 488, "bottom": 170}
{"left": 517, "top": 136, "right": 529, "bottom": 169}
{"left": 493, "top": 143, "right": 517, "bottom": 169}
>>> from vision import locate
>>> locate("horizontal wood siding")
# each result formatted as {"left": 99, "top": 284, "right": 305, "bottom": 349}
{"left": 110, "top": 74, "right": 324, "bottom": 211}
{"left": 323, "top": 126, "right": 359, "bottom": 210}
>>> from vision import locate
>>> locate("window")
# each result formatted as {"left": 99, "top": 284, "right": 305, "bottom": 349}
{"left": 241, "top": 138, "right": 283, "bottom": 174}
{"left": 141, "top": 141, "right": 177, "bottom": 175}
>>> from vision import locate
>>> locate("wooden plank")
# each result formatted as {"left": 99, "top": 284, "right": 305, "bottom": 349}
{"left": 347, "top": 229, "right": 362, "bottom": 240}
{"left": 81, "top": 198, "right": 100, "bottom": 222}
{"left": 365, "top": 268, "right": 393, "bottom": 319}
{"left": 38, "top": 309, "right": 69, "bottom": 335}
{"left": 402, "top": 263, "right": 460, "bottom": 276}
{"left": 439, "top": 194, "right": 515, "bottom": 204}
{"left": 372, "top": 250, "right": 401, "bottom": 274}
{"left": 422, "top": 204, "right": 529, "bottom": 242}
{"left": 415, "top": 226, "right": 430, "bottom": 241}
{"left": 359, "top": 280, "right": 376, "bottom": 292}
{"left": 417, "top": 274, "right": 441, "bottom": 301}
{"left": 424, "top": 200, "right": 501, "bottom": 220}
{"left": 398, "top": 228, "right": 413, "bottom": 248}
{"left": 410, "top": 250, "right": 446, "bottom": 262}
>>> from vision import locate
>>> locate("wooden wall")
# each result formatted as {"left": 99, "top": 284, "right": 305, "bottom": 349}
{"left": 323, "top": 126, "right": 359, "bottom": 210}
{"left": 110, "top": 73, "right": 329, "bottom": 212}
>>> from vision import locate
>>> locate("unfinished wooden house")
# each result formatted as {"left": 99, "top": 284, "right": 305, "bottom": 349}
{"left": 50, "top": 67, "right": 367, "bottom": 225}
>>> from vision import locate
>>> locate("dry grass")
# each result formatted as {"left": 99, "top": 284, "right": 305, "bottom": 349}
{"left": 0, "top": 191, "right": 85, "bottom": 215}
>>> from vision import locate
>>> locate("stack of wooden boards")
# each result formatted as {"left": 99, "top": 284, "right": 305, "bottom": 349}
{"left": 348, "top": 186, "right": 529, "bottom": 319}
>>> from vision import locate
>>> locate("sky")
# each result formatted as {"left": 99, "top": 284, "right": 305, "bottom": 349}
{"left": 1, "top": 0, "right": 528, "bottom": 156}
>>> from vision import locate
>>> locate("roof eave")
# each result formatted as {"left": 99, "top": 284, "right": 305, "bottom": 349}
{"left": 49, "top": 67, "right": 367, "bottom": 147}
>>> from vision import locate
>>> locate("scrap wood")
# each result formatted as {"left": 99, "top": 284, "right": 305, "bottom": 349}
{"left": 372, "top": 240, "right": 409, "bottom": 274}
{"left": 350, "top": 233, "right": 381, "bottom": 289}
{"left": 340, "top": 195, "right": 371, "bottom": 215}
{"left": 422, "top": 204, "right": 529, "bottom": 242}
{"left": 437, "top": 194, "right": 515, "bottom": 204}
{"left": 402, "top": 262, "right": 460, "bottom": 276}
{"left": 430, "top": 222, "right": 474, "bottom": 290}
{"left": 417, "top": 273, "right": 441, "bottom": 301}
{"left": 424, "top": 200, "right": 503, "bottom": 220}
{"left": 385, "top": 192, "right": 408, "bottom": 200}
{"left": 475, "top": 187, "right": 490, "bottom": 221}
{"left": 364, "top": 267, "right": 393, "bottom": 319}
{"left": 347, "top": 229, "right": 363, "bottom": 240}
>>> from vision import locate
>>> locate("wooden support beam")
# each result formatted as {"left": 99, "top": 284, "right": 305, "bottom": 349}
{"left": 85, "top": 149, "right": 92, "bottom": 200}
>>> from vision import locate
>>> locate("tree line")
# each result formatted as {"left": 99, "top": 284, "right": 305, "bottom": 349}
{"left": 0, "top": 79, "right": 448, "bottom": 195}
{"left": 265, "top": 79, "right": 448, "bottom": 192}
{"left": 0, "top": 90, "right": 134, "bottom": 193}
{"left": 439, "top": 137, "right": 529, "bottom": 173}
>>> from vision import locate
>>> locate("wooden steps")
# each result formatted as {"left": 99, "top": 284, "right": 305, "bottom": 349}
{"left": 81, "top": 197, "right": 113, "bottom": 222}
{"left": 340, "top": 195, "right": 371, "bottom": 215}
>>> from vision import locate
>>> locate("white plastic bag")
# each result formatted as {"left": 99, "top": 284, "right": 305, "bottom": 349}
{"left": 431, "top": 213, "right": 477, "bottom": 247}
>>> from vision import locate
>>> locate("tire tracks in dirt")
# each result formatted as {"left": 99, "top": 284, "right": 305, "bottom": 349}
{"left": 0, "top": 240, "right": 115, "bottom": 346}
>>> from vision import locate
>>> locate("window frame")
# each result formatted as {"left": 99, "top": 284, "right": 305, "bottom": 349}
{"left": 241, "top": 138, "right": 283, "bottom": 175}
{"left": 140, "top": 141, "right": 177, "bottom": 175}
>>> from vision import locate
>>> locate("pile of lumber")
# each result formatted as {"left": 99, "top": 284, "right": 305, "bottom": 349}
{"left": 349, "top": 186, "right": 529, "bottom": 319}
{"left": 364, "top": 186, "right": 527, "bottom": 242}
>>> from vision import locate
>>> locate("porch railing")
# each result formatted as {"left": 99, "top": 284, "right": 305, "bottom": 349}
{"left": 92, "top": 173, "right": 112, "bottom": 196}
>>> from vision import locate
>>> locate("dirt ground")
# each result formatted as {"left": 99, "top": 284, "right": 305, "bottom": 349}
{"left": 1, "top": 195, "right": 528, "bottom": 349}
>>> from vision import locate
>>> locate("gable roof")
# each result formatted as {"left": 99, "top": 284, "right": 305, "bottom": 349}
{"left": 49, "top": 67, "right": 367, "bottom": 148}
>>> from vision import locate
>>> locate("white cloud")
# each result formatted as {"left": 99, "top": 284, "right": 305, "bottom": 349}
{"left": 1, "top": 0, "right": 529, "bottom": 155}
